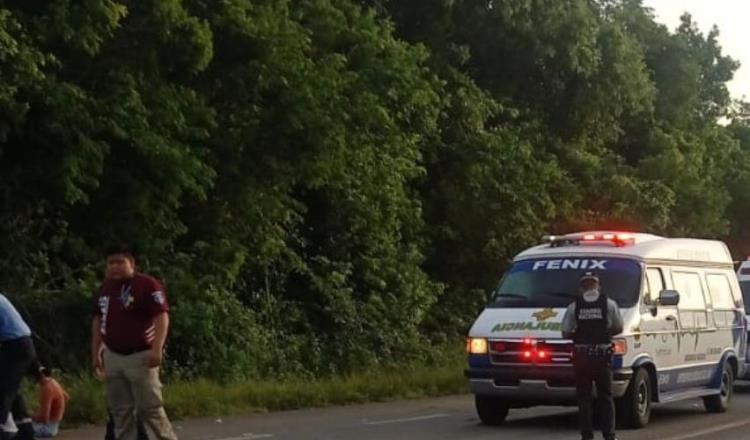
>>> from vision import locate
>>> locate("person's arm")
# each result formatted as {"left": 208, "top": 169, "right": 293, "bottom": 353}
{"left": 91, "top": 316, "right": 103, "bottom": 374}
{"left": 146, "top": 313, "right": 169, "bottom": 368}
{"left": 561, "top": 303, "right": 577, "bottom": 339}
{"left": 34, "top": 381, "right": 53, "bottom": 423}
{"left": 608, "top": 300, "right": 624, "bottom": 336}
{"left": 51, "top": 379, "right": 68, "bottom": 423}
{"left": 144, "top": 280, "right": 171, "bottom": 368}
{"left": 59, "top": 390, "right": 68, "bottom": 422}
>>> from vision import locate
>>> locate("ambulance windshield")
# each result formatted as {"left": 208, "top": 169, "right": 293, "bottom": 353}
{"left": 490, "top": 257, "right": 642, "bottom": 308}
{"left": 739, "top": 281, "right": 750, "bottom": 315}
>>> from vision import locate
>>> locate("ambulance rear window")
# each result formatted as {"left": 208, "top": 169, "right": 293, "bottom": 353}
{"left": 490, "top": 257, "right": 641, "bottom": 308}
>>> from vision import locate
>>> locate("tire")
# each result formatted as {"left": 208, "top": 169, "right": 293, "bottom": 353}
{"left": 475, "top": 395, "right": 510, "bottom": 426}
{"left": 616, "top": 368, "right": 652, "bottom": 429}
{"left": 704, "top": 362, "right": 734, "bottom": 413}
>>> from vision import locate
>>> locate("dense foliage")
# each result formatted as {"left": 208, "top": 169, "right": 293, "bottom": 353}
{"left": 1, "top": 0, "right": 748, "bottom": 380}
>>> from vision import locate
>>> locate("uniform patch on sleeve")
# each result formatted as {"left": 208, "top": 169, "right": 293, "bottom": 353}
{"left": 151, "top": 291, "right": 166, "bottom": 305}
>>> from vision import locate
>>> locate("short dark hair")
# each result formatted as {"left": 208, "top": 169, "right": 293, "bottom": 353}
{"left": 28, "top": 359, "right": 50, "bottom": 381}
{"left": 105, "top": 243, "right": 136, "bottom": 262}
{"left": 579, "top": 271, "right": 600, "bottom": 284}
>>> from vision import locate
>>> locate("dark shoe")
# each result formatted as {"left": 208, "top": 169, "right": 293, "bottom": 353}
{"left": 14, "top": 422, "right": 35, "bottom": 440}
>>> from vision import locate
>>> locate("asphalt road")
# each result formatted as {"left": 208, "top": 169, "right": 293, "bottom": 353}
{"left": 58, "top": 383, "right": 750, "bottom": 440}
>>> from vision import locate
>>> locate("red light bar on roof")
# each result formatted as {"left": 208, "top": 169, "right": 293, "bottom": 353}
{"left": 543, "top": 232, "right": 636, "bottom": 247}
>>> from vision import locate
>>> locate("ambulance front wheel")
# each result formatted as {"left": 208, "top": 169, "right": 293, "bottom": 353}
{"left": 475, "top": 395, "right": 509, "bottom": 425}
{"left": 616, "top": 368, "right": 652, "bottom": 429}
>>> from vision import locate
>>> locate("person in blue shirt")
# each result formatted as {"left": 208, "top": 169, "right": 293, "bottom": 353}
{"left": 0, "top": 292, "right": 37, "bottom": 440}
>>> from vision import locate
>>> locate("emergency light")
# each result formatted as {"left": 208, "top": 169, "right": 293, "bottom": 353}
{"left": 520, "top": 349, "right": 550, "bottom": 362}
{"left": 491, "top": 341, "right": 507, "bottom": 352}
{"left": 519, "top": 338, "right": 550, "bottom": 362}
{"left": 543, "top": 232, "right": 636, "bottom": 248}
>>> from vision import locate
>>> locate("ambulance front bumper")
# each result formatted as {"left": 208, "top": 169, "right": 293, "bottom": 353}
{"left": 465, "top": 366, "right": 631, "bottom": 402}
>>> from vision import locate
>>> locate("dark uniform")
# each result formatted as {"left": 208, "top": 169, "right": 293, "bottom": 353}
{"left": 0, "top": 293, "right": 36, "bottom": 440}
{"left": 562, "top": 272, "right": 623, "bottom": 440}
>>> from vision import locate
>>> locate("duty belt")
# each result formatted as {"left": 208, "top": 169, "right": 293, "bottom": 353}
{"left": 574, "top": 344, "right": 614, "bottom": 359}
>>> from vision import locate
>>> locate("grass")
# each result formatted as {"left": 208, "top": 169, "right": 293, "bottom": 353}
{"left": 37, "top": 354, "right": 468, "bottom": 428}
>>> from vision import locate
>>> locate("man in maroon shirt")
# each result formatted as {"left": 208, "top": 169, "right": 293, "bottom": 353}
{"left": 91, "top": 245, "right": 177, "bottom": 440}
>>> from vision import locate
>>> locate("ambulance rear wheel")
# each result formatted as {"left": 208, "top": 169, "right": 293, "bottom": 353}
{"left": 703, "top": 362, "right": 734, "bottom": 413}
{"left": 616, "top": 368, "right": 651, "bottom": 429}
{"left": 475, "top": 395, "right": 509, "bottom": 425}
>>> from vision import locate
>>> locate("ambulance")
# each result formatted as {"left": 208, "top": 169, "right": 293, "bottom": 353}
{"left": 465, "top": 232, "right": 747, "bottom": 428}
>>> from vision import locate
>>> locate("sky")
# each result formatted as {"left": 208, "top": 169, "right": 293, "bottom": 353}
{"left": 643, "top": 0, "right": 750, "bottom": 101}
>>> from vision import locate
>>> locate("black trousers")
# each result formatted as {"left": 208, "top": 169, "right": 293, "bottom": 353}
{"left": 11, "top": 394, "right": 30, "bottom": 422}
{"left": 574, "top": 353, "right": 615, "bottom": 440}
{"left": 0, "top": 337, "right": 36, "bottom": 438}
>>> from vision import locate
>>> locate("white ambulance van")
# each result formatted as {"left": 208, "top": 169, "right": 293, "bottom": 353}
{"left": 465, "top": 231, "right": 747, "bottom": 428}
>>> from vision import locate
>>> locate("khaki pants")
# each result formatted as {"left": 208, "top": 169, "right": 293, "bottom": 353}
{"left": 103, "top": 350, "right": 178, "bottom": 440}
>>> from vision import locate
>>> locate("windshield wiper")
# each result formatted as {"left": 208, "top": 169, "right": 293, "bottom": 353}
{"left": 494, "top": 293, "right": 528, "bottom": 300}
{"left": 543, "top": 292, "right": 578, "bottom": 298}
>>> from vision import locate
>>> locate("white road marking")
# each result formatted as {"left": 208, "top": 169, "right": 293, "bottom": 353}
{"left": 657, "top": 419, "right": 750, "bottom": 440}
{"left": 362, "top": 413, "right": 451, "bottom": 426}
{"left": 214, "top": 434, "right": 274, "bottom": 440}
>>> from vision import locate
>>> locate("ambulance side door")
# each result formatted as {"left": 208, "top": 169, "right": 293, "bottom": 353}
{"left": 639, "top": 266, "right": 680, "bottom": 382}
{"left": 672, "top": 269, "right": 713, "bottom": 388}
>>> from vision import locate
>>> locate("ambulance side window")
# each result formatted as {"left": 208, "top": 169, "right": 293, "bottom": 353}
{"left": 644, "top": 268, "right": 664, "bottom": 306}
{"left": 672, "top": 271, "right": 708, "bottom": 329}
{"left": 706, "top": 274, "right": 734, "bottom": 310}
{"left": 706, "top": 273, "right": 735, "bottom": 327}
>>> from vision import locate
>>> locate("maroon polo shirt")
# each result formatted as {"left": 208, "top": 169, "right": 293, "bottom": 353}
{"left": 93, "top": 272, "right": 170, "bottom": 355}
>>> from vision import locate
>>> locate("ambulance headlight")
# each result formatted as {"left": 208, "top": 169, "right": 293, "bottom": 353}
{"left": 466, "top": 338, "right": 488, "bottom": 355}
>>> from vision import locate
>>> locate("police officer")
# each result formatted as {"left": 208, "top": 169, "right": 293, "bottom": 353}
{"left": 562, "top": 272, "right": 623, "bottom": 440}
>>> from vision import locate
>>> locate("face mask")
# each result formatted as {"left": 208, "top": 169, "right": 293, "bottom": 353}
{"left": 583, "top": 289, "right": 599, "bottom": 297}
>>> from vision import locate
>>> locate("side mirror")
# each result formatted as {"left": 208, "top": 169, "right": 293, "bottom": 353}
{"left": 659, "top": 289, "right": 680, "bottom": 306}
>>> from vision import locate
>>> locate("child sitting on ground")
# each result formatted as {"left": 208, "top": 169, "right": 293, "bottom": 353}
{"left": 31, "top": 365, "right": 69, "bottom": 438}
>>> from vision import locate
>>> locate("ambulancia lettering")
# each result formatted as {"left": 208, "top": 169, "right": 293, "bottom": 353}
{"left": 532, "top": 259, "right": 608, "bottom": 271}
{"left": 491, "top": 321, "right": 563, "bottom": 332}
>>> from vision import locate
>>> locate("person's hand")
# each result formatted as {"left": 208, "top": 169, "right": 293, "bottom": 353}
{"left": 93, "top": 356, "right": 105, "bottom": 380}
{"left": 145, "top": 348, "right": 163, "bottom": 368}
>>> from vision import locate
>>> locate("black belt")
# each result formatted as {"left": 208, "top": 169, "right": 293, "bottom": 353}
{"left": 575, "top": 345, "right": 614, "bottom": 358}
{"left": 0, "top": 335, "right": 31, "bottom": 344}
{"left": 108, "top": 346, "right": 150, "bottom": 356}
{"left": 0, "top": 335, "right": 33, "bottom": 349}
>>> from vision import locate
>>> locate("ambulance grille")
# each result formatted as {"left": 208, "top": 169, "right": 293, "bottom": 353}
{"left": 488, "top": 339, "right": 574, "bottom": 366}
